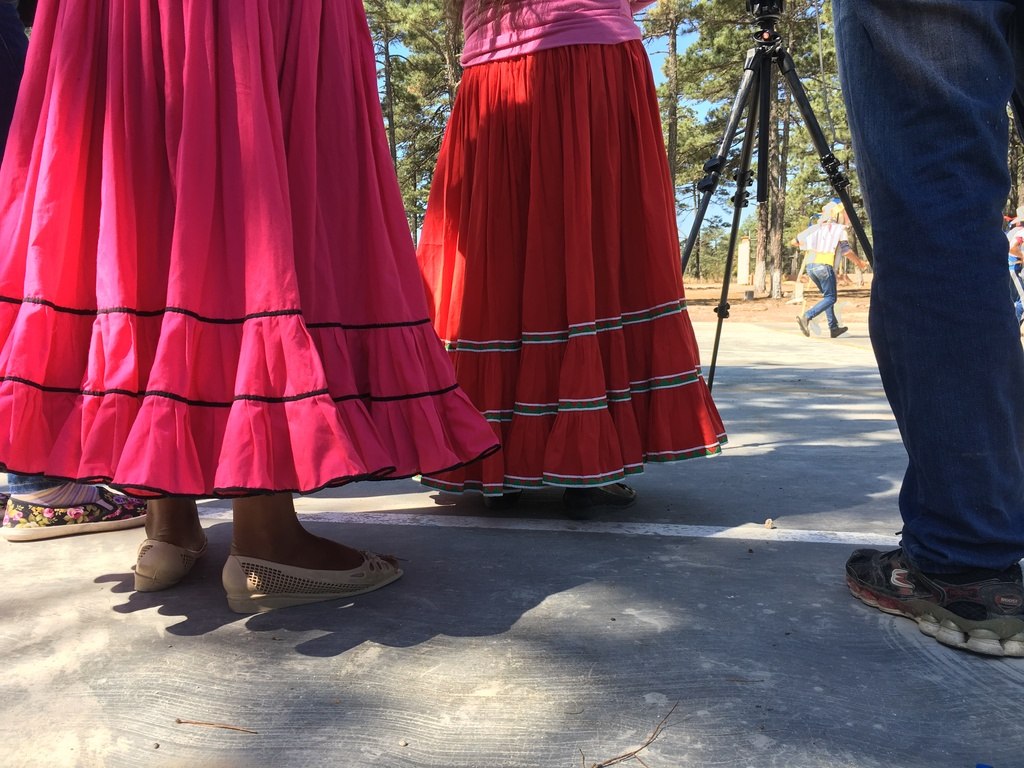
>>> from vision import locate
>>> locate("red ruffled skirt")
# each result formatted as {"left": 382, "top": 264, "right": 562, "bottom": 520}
{"left": 416, "top": 41, "right": 726, "bottom": 496}
{"left": 0, "top": 0, "right": 498, "bottom": 497}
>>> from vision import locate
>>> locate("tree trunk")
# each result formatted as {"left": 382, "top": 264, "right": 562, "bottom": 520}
{"left": 768, "top": 86, "right": 792, "bottom": 299}
{"left": 754, "top": 203, "right": 768, "bottom": 294}
{"left": 380, "top": 15, "right": 398, "bottom": 167}
{"left": 443, "top": 9, "right": 463, "bottom": 101}
{"left": 664, "top": 12, "right": 684, "bottom": 275}
{"left": 666, "top": 14, "right": 680, "bottom": 190}
{"left": 754, "top": 70, "right": 778, "bottom": 296}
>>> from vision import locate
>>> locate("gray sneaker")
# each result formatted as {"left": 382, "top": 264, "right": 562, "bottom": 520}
{"left": 846, "top": 547, "right": 1024, "bottom": 657}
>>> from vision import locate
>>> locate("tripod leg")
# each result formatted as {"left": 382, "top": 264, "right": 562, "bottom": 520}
{"left": 777, "top": 50, "right": 874, "bottom": 265}
{"left": 707, "top": 63, "right": 763, "bottom": 391}
{"left": 681, "top": 47, "right": 766, "bottom": 274}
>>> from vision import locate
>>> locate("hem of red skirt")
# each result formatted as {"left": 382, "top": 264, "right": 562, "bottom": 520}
{"left": 0, "top": 441, "right": 500, "bottom": 499}
{"left": 419, "top": 436, "right": 725, "bottom": 495}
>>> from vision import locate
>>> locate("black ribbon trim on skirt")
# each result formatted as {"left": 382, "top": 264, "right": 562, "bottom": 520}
{"left": 0, "top": 438, "right": 502, "bottom": 500}
{"left": 0, "top": 375, "right": 460, "bottom": 406}
{"left": 0, "top": 295, "right": 432, "bottom": 330}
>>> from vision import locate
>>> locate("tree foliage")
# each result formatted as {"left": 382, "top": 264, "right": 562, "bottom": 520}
{"left": 364, "top": 0, "right": 461, "bottom": 234}
{"left": 364, "top": 0, "right": 1023, "bottom": 285}
{"left": 642, "top": 0, "right": 866, "bottom": 291}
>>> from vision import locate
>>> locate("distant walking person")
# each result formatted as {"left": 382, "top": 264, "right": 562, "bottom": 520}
{"left": 794, "top": 201, "right": 868, "bottom": 339}
{"left": 416, "top": 0, "right": 726, "bottom": 516}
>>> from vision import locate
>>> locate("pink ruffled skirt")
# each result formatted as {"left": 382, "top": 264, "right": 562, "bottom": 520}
{"left": 0, "top": 0, "right": 498, "bottom": 497}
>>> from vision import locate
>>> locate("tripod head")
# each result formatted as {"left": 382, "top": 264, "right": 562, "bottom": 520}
{"left": 747, "top": 0, "right": 784, "bottom": 23}
{"left": 747, "top": 0, "right": 783, "bottom": 46}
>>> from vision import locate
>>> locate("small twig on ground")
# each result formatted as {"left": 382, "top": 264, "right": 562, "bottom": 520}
{"left": 588, "top": 702, "right": 679, "bottom": 768}
{"left": 175, "top": 718, "right": 258, "bottom": 735}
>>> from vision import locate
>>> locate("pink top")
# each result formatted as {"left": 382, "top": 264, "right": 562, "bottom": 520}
{"left": 461, "top": 0, "right": 657, "bottom": 68}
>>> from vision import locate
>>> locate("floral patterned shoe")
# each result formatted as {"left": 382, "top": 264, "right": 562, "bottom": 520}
{"left": 1, "top": 486, "right": 147, "bottom": 542}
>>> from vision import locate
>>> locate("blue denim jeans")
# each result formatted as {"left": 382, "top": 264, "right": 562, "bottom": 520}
{"left": 0, "top": 1, "right": 27, "bottom": 158}
{"left": 6, "top": 472, "right": 55, "bottom": 495}
{"left": 1012, "top": 267, "right": 1024, "bottom": 322}
{"left": 835, "top": 0, "right": 1024, "bottom": 572}
{"left": 804, "top": 262, "right": 839, "bottom": 328}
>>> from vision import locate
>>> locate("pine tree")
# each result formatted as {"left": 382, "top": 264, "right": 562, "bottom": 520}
{"left": 365, "top": 0, "right": 461, "bottom": 234}
{"left": 643, "top": 0, "right": 868, "bottom": 291}
{"left": 363, "top": 0, "right": 894, "bottom": 289}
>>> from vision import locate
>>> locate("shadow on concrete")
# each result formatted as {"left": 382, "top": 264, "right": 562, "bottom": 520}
{"left": 92, "top": 520, "right": 592, "bottom": 658}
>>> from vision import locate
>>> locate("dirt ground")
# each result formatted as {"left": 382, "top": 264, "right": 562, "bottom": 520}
{"left": 683, "top": 274, "right": 872, "bottom": 326}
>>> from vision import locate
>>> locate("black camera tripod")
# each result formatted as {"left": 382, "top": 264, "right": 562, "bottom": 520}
{"left": 682, "top": 0, "right": 873, "bottom": 389}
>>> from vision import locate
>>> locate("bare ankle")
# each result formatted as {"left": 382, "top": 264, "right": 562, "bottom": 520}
{"left": 145, "top": 497, "right": 205, "bottom": 549}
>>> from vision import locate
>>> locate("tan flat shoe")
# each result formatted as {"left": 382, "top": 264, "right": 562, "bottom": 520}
{"left": 222, "top": 551, "right": 403, "bottom": 614}
{"left": 134, "top": 537, "right": 208, "bottom": 592}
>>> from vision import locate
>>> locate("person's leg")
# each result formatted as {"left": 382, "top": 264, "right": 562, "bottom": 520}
{"left": 837, "top": 0, "right": 1024, "bottom": 573}
{"left": 835, "top": 0, "right": 1024, "bottom": 654}
{"left": 223, "top": 494, "right": 401, "bottom": 613}
{"left": 144, "top": 497, "right": 206, "bottom": 552}
{"left": 136, "top": 492, "right": 401, "bottom": 602}
{"left": 1013, "top": 274, "right": 1024, "bottom": 323}
{"left": 134, "top": 497, "right": 206, "bottom": 591}
{"left": 6, "top": 472, "right": 57, "bottom": 497}
{"left": 825, "top": 268, "right": 838, "bottom": 328}
{"left": 819, "top": 265, "right": 839, "bottom": 328}
{"left": 16, "top": 0, "right": 36, "bottom": 29}
{"left": 804, "top": 263, "right": 838, "bottom": 326}
{"left": 0, "top": 1, "right": 27, "bottom": 156}
{"left": 231, "top": 494, "right": 365, "bottom": 570}
{"left": 142, "top": 494, "right": 378, "bottom": 565}
{"left": 1011, "top": 265, "right": 1024, "bottom": 323}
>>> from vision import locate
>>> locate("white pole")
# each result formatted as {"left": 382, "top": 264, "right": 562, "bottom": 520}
{"left": 738, "top": 236, "right": 751, "bottom": 286}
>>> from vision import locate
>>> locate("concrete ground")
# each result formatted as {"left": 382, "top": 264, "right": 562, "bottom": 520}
{"left": 2, "top": 320, "right": 1021, "bottom": 768}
